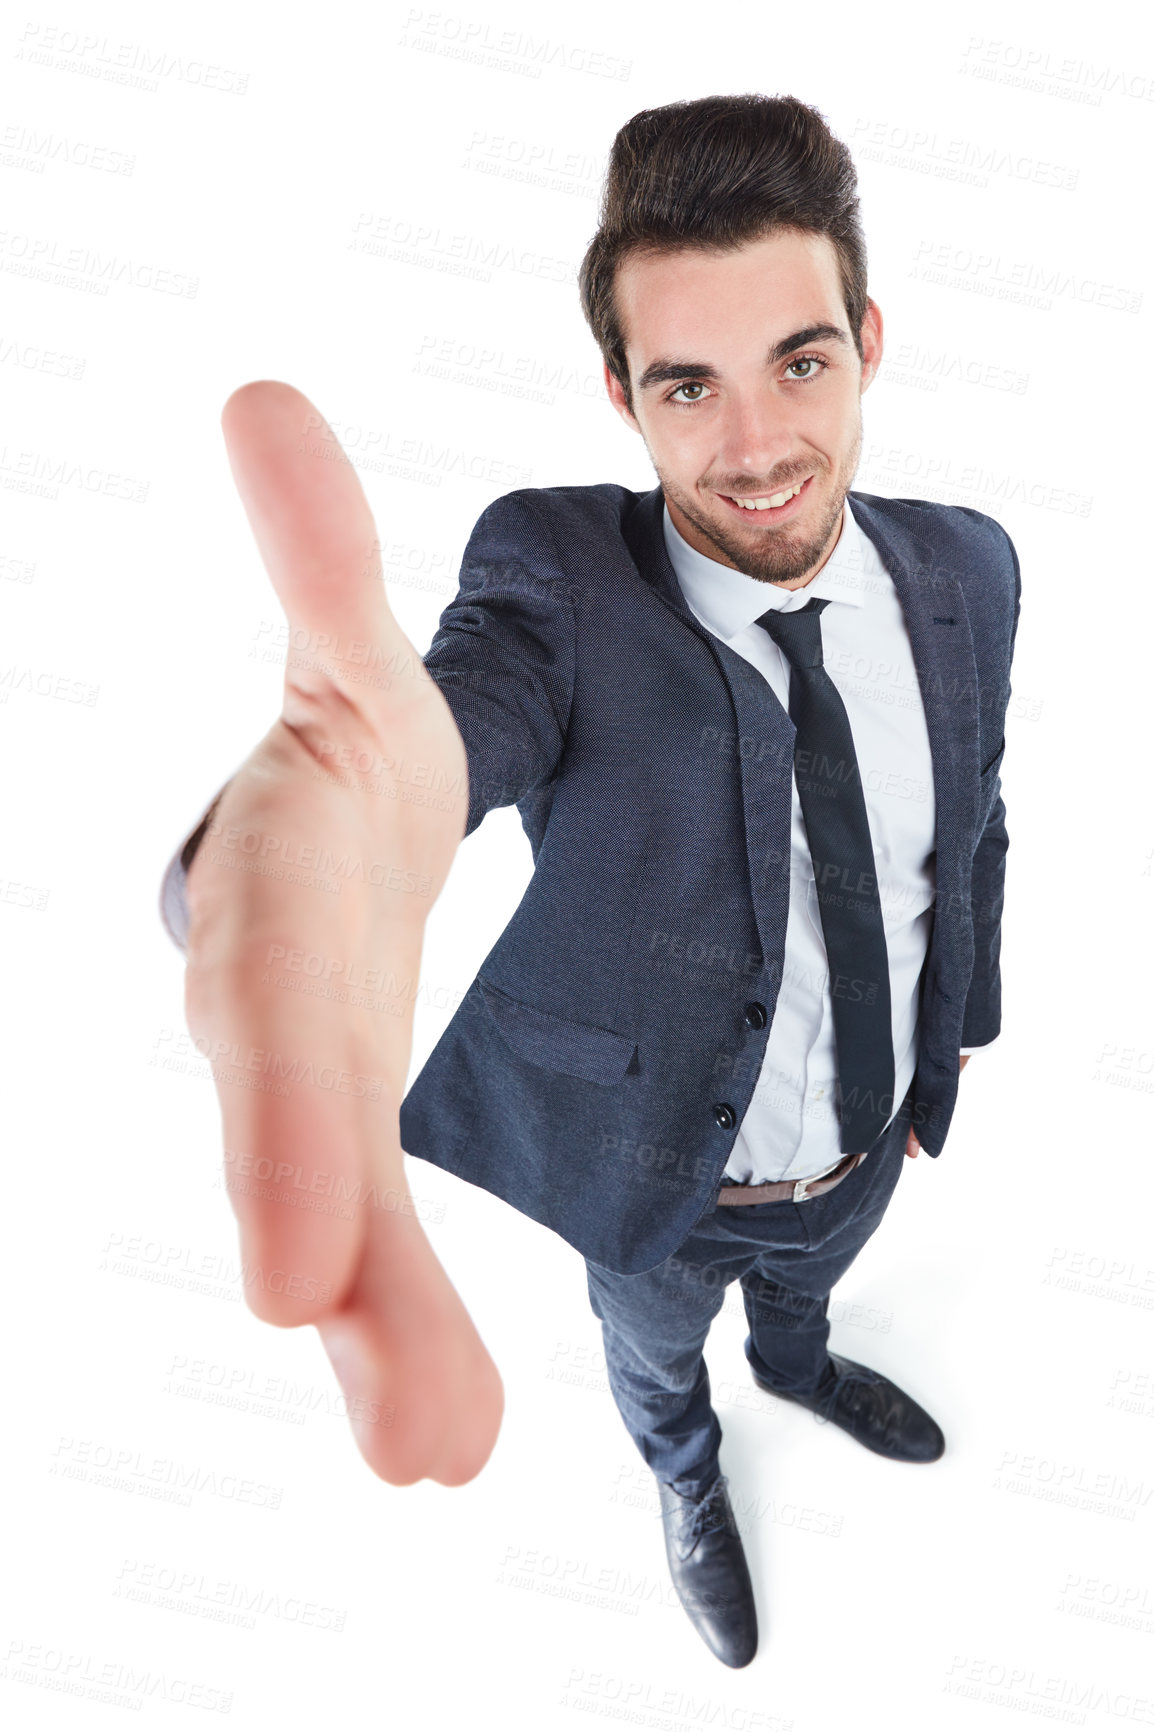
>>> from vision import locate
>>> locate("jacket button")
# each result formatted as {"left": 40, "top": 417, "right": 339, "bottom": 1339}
{"left": 743, "top": 1001, "right": 767, "bottom": 1029}
{"left": 713, "top": 1102, "right": 737, "bottom": 1130}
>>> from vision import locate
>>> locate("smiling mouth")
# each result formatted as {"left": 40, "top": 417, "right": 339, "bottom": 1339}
{"left": 719, "top": 475, "right": 812, "bottom": 512}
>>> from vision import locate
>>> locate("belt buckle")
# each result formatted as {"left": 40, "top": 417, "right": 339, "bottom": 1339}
{"left": 792, "top": 1154, "right": 850, "bottom": 1202}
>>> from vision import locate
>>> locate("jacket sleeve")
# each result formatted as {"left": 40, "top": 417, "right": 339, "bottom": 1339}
{"left": 422, "top": 489, "right": 577, "bottom": 838}
{"left": 959, "top": 527, "right": 1022, "bottom": 1047}
{"left": 158, "top": 781, "right": 231, "bottom": 956}
{"left": 157, "top": 489, "right": 577, "bottom": 956}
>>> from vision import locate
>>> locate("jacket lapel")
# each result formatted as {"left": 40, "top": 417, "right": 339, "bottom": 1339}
{"left": 622, "top": 484, "right": 983, "bottom": 981}
{"left": 846, "top": 492, "right": 981, "bottom": 882}
{"left": 622, "top": 485, "right": 799, "bottom": 978}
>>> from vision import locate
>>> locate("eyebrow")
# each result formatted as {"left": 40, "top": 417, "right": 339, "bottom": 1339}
{"left": 636, "top": 324, "right": 851, "bottom": 394}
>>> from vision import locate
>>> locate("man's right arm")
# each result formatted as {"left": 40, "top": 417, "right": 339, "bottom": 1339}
{"left": 159, "top": 489, "right": 577, "bottom": 955}
{"left": 422, "top": 488, "right": 578, "bottom": 836}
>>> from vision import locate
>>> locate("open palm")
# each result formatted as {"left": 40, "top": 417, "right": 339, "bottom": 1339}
{"left": 182, "top": 381, "right": 503, "bottom": 1486}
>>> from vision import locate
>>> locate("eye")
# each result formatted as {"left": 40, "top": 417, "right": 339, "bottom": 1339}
{"left": 667, "top": 381, "right": 713, "bottom": 406}
{"left": 785, "top": 354, "right": 829, "bottom": 381}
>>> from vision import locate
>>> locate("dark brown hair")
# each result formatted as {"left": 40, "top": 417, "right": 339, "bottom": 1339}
{"left": 578, "top": 94, "right": 868, "bottom": 415}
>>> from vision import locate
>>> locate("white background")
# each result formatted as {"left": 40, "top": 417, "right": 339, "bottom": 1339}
{"left": 3, "top": 0, "right": 1154, "bottom": 1725}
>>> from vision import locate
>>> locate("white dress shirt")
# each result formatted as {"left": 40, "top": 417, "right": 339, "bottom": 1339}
{"left": 663, "top": 496, "right": 989, "bottom": 1187}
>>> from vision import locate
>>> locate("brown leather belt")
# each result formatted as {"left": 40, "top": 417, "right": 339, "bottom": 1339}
{"left": 716, "top": 1149, "right": 867, "bottom": 1206}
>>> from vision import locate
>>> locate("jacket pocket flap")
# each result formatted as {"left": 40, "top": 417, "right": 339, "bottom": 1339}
{"left": 478, "top": 979, "right": 636, "bottom": 1085}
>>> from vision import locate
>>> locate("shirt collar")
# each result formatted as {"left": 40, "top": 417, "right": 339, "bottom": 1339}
{"left": 662, "top": 494, "right": 883, "bottom": 643}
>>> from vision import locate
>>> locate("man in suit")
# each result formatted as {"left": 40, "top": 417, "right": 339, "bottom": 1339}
{"left": 161, "top": 93, "right": 1020, "bottom": 1670}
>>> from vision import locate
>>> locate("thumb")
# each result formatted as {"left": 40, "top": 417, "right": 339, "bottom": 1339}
{"left": 219, "top": 380, "right": 414, "bottom": 713}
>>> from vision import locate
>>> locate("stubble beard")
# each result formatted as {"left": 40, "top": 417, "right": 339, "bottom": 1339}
{"left": 657, "top": 417, "right": 863, "bottom": 588}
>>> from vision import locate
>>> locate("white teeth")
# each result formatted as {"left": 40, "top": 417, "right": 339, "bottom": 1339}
{"left": 730, "top": 482, "right": 805, "bottom": 510}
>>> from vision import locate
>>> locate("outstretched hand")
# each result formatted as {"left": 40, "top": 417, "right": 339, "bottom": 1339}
{"left": 182, "top": 381, "right": 503, "bottom": 1486}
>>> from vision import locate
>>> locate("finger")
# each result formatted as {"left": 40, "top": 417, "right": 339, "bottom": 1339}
{"left": 219, "top": 380, "right": 424, "bottom": 716}
{"left": 314, "top": 1201, "right": 505, "bottom": 1486}
{"left": 183, "top": 796, "right": 396, "bottom": 1324}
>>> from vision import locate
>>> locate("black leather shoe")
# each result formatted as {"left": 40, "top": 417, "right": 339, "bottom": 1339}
{"left": 657, "top": 1473, "right": 758, "bottom": 1668}
{"left": 750, "top": 1352, "right": 945, "bottom": 1462}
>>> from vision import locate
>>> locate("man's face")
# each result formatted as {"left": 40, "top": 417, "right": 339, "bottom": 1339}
{"left": 604, "top": 229, "right": 883, "bottom": 588}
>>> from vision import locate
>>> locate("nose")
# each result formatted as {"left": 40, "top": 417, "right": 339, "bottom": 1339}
{"left": 718, "top": 389, "right": 796, "bottom": 484}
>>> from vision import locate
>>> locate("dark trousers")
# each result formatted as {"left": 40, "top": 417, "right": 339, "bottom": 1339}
{"left": 584, "top": 1085, "right": 915, "bottom": 1498}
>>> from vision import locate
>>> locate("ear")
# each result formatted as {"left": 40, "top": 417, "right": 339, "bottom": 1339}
{"left": 603, "top": 360, "right": 640, "bottom": 433}
{"left": 859, "top": 298, "right": 884, "bottom": 390}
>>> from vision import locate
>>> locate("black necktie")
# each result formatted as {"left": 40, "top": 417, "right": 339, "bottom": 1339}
{"left": 756, "top": 596, "right": 895, "bottom": 1155}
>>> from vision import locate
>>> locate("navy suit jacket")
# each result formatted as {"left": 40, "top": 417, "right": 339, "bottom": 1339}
{"left": 161, "top": 482, "right": 1020, "bottom": 1277}
{"left": 395, "top": 482, "right": 1020, "bottom": 1273}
